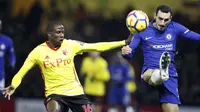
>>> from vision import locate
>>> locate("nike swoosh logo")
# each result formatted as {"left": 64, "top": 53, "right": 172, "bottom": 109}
{"left": 145, "top": 37, "right": 152, "bottom": 40}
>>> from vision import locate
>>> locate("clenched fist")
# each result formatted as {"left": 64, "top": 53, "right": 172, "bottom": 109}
{"left": 121, "top": 45, "right": 132, "bottom": 55}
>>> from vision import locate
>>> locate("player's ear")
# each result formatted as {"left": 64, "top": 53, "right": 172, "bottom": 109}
{"left": 47, "top": 32, "right": 51, "bottom": 38}
{"left": 170, "top": 16, "right": 172, "bottom": 20}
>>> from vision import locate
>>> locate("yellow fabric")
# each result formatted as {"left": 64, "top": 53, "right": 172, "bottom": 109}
{"left": 126, "top": 63, "right": 137, "bottom": 93}
{"left": 77, "top": 40, "right": 126, "bottom": 53}
{"left": 11, "top": 39, "right": 126, "bottom": 97}
{"left": 81, "top": 57, "right": 110, "bottom": 96}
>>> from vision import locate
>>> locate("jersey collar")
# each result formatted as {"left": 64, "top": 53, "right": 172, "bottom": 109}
{"left": 46, "top": 41, "right": 60, "bottom": 51}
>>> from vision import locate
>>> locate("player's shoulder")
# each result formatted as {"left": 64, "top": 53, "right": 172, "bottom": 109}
{"left": 170, "top": 21, "right": 179, "bottom": 25}
{"left": 37, "top": 41, "right": 47, "bottom": 48}
{"left": 0, "top": 34, "right": 13, "bottom": 43}
{"left": 99, "top": 57, "right": 106, "bottom": 61}
{"left": 134, "top": 22, "right": 154, "bottom": 37}
{"left": 63, "top": 39, "right": 84, "bottom": 46}
{"left": 168, "top": 21, "right": 182, "bottom": 27}
{"left": 98, "top": 57, "right": 108, "bottom": 64}
{"left": 31, "top": 41, "right": 47, "bottom": 52}
{"left": 82, "top": 57, "right": 90, "bottom": 62}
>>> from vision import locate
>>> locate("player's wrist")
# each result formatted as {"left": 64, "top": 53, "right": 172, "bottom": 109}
{"left": 10, "top": 85, "right": 16, "bottom": 90}
{"left": 125, "top": 33, "right": 134, "bottom": 45}
{"left": 124, "top": 40, "right": 128, "bottom": 45}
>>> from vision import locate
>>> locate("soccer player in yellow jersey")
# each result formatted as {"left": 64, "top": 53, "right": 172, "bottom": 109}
{"left": 1, "top": 21, "right": 132, "bottom": 112}
{"left": 81, "top": 52, "right": 110, "bottom": 112}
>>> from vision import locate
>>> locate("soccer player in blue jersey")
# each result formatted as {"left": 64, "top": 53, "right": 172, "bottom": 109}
{"left": 108, "top": 51, "right": 134, "bottom": 112}
{"left": 0, "top": 20, "right": 16, "bottom": 94}
{"left": 121, "top": 5, "right": 200, "bottom": 112}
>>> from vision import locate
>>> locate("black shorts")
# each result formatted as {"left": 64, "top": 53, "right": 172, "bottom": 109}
{"left": 86, "top": 94, "right": 104, "bottom": 104}
{"left": 44, "top": 94, "right": 93, "bottom": 112}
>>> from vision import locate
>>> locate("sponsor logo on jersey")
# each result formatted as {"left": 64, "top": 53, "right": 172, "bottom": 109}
{"left": 145, "top": 37, "right": 152, "bottom": 40}
{"left": 149, "top": 44, "right": 173, "bottom": 50}
{"left": 43, "top": 58, "right": 71, "bottom": 68}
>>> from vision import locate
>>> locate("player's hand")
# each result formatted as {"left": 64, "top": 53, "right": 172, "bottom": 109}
{"left": 121, "top": 45, "right": 132, "bottom": 55}
{"left": 125, "top": 33, "right": 134, "bottom": 45}
{"left": 1, "top": 85, "right": 15, "bottom": 100}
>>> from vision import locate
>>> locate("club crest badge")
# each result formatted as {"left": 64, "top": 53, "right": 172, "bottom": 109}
{"left": 62, "top": 48, "right": 67, "bottom": 55}
{"left": 166, "top": 34, "right": 172, "bottom": 40}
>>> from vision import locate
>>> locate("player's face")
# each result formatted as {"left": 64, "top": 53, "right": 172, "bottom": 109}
{"left": 155, "top": 10, "right": 172, "bottom": 30}
{"left": 48, "top": 25, "right": 65, "bottom": 47}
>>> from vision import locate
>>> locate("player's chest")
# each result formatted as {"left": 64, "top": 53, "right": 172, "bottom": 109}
{"left": 86, "top": 60, "right": 103, "bottom": 71}
{"left": 38, "top": 47, "right": 74, "bottom": 68}
{"left": 141, "top": 30, "right": 177, "bottom": 50}
{"left": 113, "top": 68, "right": 124, "bottom": 78}
{"left": 142, "top": 31, "right": 176, "bottom": 43}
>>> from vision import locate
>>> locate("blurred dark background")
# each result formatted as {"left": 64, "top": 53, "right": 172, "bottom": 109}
{"left": 0, "top": 0, "right": 200, "bottom": 111}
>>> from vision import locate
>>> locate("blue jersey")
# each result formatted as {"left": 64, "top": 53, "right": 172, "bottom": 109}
{"left": 109, "top": 63, "right": 132, "bottom": 87}
{"left": 124, "top": 21, "right": 200, "bottom": 77}
{"left": 0, "top": 34, "right": 16, "bottom": 79}
{"left": 108, "top": 63, "right": 132, "bottom": 106}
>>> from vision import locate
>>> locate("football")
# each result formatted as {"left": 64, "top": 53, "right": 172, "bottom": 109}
{"left": 126, "top": 10, "right": 149, "bottom": 33}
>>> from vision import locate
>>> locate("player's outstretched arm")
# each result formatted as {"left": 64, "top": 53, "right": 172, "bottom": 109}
{"left": 176, "top": 23, "right": 200, "bottom": 40}
{"left": 78, "top": 34, "right": 133, "bottom": 53}
{"left": 182, "top": 30, "right": 200, "bottom": 40}
{"left": 1, "top": 49, "right": 37, "bottom": 100}
{"left": 81, "top": 40, "right": 126, "bottom": 52}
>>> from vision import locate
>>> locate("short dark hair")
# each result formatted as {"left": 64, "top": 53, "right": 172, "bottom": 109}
{"left": 156, "top": 5, "right": 172, "bottom": 15}
{"left": 47, "top": 21, "right": 62, "bottom": 32}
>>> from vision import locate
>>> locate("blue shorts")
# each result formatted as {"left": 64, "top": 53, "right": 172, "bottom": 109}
{"left": 142, "top": 76, "right": 181, "bottom": 104}
{"left": 108, "top": 86, "right": 131, "bottom": 107}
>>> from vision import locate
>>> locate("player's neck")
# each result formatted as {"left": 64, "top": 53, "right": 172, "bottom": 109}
{"left": 47, "top": 41, "right": 60, "bottom": 49}
{"left": 153, "top": 22, "right": 159, "bottom": 30}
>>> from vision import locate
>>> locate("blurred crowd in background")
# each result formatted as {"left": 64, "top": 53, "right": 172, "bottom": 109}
{"left": 1, "top": 0, "right": 200, "bottom": 111}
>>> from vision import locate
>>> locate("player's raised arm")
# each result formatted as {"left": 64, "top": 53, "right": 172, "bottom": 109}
{"left": 2, "top": 48, "right": 38, "bottom": 100}
{"left": 122, "top": 33, "right": 141, "bottom": 59}
{"left": 175, "top": 22, "right": 200, "bottom": 40}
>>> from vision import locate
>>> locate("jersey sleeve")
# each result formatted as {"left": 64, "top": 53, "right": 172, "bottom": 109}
{"left": 11, "top": 48, "right": 38, "bottom": 89}
{"left": 122, "top": 33, "right": 141, "bottom": 59}
{"left": 75, "top": 40, "right": 126, "bottom": 54}
{"left": 6, "top": 38, "right": 16, "bottom": 68}
{"left": 175, "top": 22, "right": 200, "bottom": 40}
